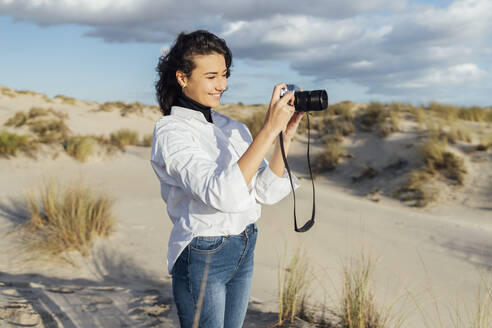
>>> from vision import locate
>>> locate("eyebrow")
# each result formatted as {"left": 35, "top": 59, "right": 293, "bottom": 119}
{"left": 204, "top": 69, "right": 228, "bottom": 75}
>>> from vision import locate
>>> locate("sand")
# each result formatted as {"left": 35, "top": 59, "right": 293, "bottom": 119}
{"left": 1, "top": 86, "right": 491, "bottom": 327}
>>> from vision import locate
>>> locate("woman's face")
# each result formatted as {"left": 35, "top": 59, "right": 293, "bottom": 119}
{"left": 178, "top": 52, "right": 228, "bottom": 108}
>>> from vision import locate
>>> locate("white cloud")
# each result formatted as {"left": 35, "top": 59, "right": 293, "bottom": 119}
{"left": 1, "top": 0, "right": 491, "bottom": 100}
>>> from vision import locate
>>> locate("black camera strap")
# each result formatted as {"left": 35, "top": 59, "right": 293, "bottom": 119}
{"left": 278, "top": 112, "right": 315, "bottom": 232}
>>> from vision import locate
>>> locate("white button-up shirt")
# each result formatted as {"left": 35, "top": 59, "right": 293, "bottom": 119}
{"left": 150, "top": 106, "right": 300, "bottom": 274}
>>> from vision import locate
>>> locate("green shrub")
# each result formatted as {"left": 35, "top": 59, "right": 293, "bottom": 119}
{"left": 0, "top": 130, "right": 32, "bottom": 156}
{"left": 64, "top": 136, "right": 97, "bottom": 162}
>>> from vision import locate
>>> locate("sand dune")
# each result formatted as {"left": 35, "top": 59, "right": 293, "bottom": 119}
{"left": 1, "top": 86, "right": 491, "bottom": 327}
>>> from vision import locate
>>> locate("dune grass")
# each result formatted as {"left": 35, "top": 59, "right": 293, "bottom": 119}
{"left": 336, "top": 253, "right": 385, "bottom": 328}
{"left": 284, "top": 249, "right": 407, "bottom": 327}
{"left": 476, "top": 132, "right": 492, "bottom": 151}
{"left": 356, "top": 102, "right": 400, "bottom": 137}
{"left": 0, "top": 130, "right": 33, "bottom": 156}
{"left": 64, "top": 136, "right": 97, "bottom": 162}
{"left": 141, "top": 134, "right": 153, "bottom": 147}
{"left": 242, "top": 110, "right": 266, "bottom": 139}
{"left": 29, "top": 119, "right": 70, "bottom": 143}
{"left": 277, "top": 245, "right": 312, "bottom": 325}
{"left": 14, "top": 179, "right": 115, "bottom": 263}
{"left": 314, "top": 138, "right": 347, "bottom": 173}
{"left": 110, "top": 129, "right": 139, "bottom": 147}
{"left": 428, "top": 102, "right": 492, "bottom": 123}
{"left": 394, "top": 170, "right": 437, "bottom": 207}
{"left": 421, "top": 139, "right": 466, "bottom": 185}
{"left": 54, "top": 94, "right": 77, "bottom": 105}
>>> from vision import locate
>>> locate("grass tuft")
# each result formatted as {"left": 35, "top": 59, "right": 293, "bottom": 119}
{"left": 242, "top": 110, "right": 266, "bottom": 139}
{"left": 277, "top": 245, "right": 312, "bottom": 325}
{"left": 141, "top": 134, "right": 153, "bottom": 147}
{"left": 64, "top": 136, "right": 97, "bottom": 162}
{"left": 421, "top": 139, "right": 466, "bottom": 185}
{"left": 54, "top": 94, "right": 77, "bottom": 105}
{"left": 14, "top": 179, "right": 115, "bottom": 263}
{"left": 110, "top": 129, "right": 139, "bottom": 148}
{"left": 314, "top": 139, "right": 347, "bottom": 172}
{"left": 0, "top": 130, "right": 33, "bottom": 156}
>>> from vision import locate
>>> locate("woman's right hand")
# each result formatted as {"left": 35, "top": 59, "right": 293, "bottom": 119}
{"left": 263, "top": 83, "right": 296, "bottom": 135}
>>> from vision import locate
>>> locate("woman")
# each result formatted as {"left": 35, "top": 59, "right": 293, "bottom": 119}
{"left": 151, "top": 30, "right": 304, "bottom": 327}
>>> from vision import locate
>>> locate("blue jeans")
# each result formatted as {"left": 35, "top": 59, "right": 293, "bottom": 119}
{"left": 172, "top": 223, "right": 257, "bottom": 328}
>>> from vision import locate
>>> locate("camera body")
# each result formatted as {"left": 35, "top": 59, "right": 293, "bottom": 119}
{"left": 280, "top": 84, "right": 328, "bottom": 112}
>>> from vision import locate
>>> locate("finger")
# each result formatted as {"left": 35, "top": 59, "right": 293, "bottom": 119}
{"left": 278, "top": 90, "right": 295, "bottom": 106}
{"left": 271, "top": 83, "right": 288, "bottom": 101}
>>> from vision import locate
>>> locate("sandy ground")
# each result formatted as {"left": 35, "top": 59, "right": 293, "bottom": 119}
{"left": 1, "top": 86, "right": 491, "bottom": 327}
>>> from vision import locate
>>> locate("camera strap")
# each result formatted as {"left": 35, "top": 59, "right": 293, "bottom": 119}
{"left": 278, "top": 112, "right": 315, "bottom": 232}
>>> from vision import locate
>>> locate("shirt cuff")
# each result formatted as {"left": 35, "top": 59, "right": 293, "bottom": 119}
{"left": 255, "top": 164, "right": 300, "bottom": 204}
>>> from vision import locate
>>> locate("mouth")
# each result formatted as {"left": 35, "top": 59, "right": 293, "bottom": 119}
{"left": 209, "top": 93, "right": 221, "bottom": 99}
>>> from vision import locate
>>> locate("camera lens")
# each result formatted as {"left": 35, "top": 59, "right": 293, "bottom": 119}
{"left": 294, "top": 90, "right": 328, "bottom": 112}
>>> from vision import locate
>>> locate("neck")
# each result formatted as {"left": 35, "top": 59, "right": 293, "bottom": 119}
{"left": 174, "top": 93, "right": 213, "bottom": 123}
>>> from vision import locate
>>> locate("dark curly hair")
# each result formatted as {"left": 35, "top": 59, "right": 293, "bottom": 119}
{"left": 155, "top": 30, "right": 233, "bottom": 116}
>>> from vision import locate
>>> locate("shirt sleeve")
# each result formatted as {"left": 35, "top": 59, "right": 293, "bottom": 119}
{"left": 151, "top": 126, "right": 256, "bottom": 213}
{"left": 254, "top": 157, "right": 301, "bottom": 205}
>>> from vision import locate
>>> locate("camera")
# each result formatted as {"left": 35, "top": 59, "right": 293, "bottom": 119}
{"left": 280, "top": 84, "right": 328, "bottom": 112}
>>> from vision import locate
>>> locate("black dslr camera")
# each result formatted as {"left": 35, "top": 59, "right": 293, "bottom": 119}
{"left": 280, "top": 84, "right": 328, "bottom": 112}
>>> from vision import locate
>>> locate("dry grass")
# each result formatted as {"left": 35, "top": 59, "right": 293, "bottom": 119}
{"left": 4, "top": 108, "right": 70, "bottom": 143}
{"left": 421, "top": 139, "right": 466, "bottom": 185}
{"left": 476, "top": 132, "right": 492, "bottom": 151}
{"left": 4, "top": 111, "right": 28, "bottom": 127}
{"left": 141, "top": 134, "right": 153, "bottom": 147}
{"left": 394, "top": 170, "right": 438, "bottom": 207}
{"left": 94, "top": 101, "right": 156, "bottom": 116}
{"left": 242, "top": 110, "right": 266, "bottom": 139}
{"left": 394, "top": 138, "right": 466, "bottom": 207}
{"left": 314, "top": 139, "right": 347, "bottom": 172}
{"left": 13, "top": 179, "right": 115, "bottom": 263}
{"left": 29, "top": 119, "right": 70, "bottom": 143}
{"left": 298, "top": 251, "right": 407, "bottom": 328}
{"left": 64, "top": 136, "right": 97, "bottom": 162}
{"left": 0, "top": 130, "right": 33, "bottom": 156}
{"left": 411, "top": 270, "right": 492, "bottom": 328}
{"left": 337, "top": 253, "right": 381, "bottom": 327}
{"left": 110, "top": 129, "right": 139, "bottom": 147}
{"left": 427, "top": 102, "right": 492, "bottom": 123}
{"left": 277, "top": 245, "right": 312, "bottom": 325}
{"left": 356, "top": 102, "right": 400, "bottom": 137}
{"left": 54, "top": 94, "right": 77, "bottom": 105}
{"left": 0, "top": 86, "right": 17, "bottom": 98}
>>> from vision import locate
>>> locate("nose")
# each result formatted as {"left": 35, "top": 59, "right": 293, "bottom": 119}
{"left": 215, "top": 76, "right": 227, "bottom": 92}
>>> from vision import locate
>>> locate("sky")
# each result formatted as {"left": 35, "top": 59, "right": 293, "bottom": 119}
{"left": 0, "top": 0, "right": 491, "bottom": 107}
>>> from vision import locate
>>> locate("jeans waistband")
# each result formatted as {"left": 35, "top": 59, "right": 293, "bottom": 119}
{"left": 241, "top": 223, "right": 257, "bottom": 237}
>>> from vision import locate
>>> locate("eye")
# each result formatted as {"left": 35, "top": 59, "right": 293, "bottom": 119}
{"left": 207, "top": 76, "right": 215, "bottom": 80}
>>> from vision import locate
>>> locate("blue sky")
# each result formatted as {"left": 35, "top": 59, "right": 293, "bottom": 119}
{"left": 0, "top": 0, "right": 491, "bottom": 107}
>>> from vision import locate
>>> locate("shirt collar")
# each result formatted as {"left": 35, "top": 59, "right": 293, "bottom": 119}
{"left": 170, "top": 106, "right": 221, "bottom": 125}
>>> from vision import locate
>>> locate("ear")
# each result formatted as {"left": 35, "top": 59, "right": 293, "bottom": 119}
{"left": 176, "top": 70, "right": 188, "bottom": 89}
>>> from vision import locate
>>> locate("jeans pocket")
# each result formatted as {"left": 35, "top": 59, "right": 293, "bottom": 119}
{"left": 189, "top": 235, "right": 228, "bottom": 254}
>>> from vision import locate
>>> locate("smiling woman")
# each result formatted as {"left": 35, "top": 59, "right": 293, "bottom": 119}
{"left": 151, "top": 30, "right": 304, "bottom": 328}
